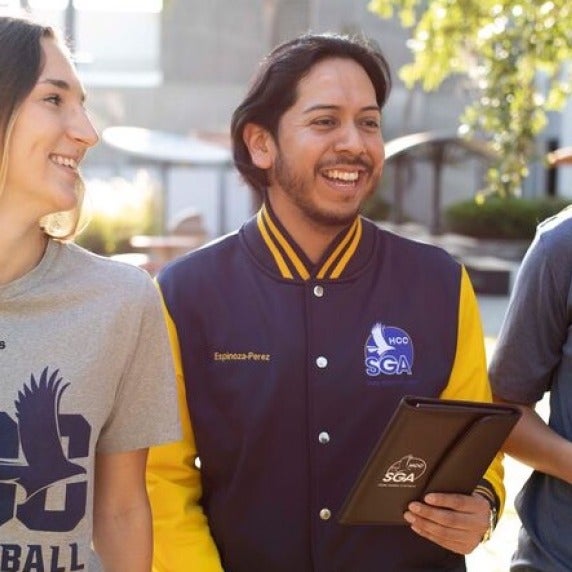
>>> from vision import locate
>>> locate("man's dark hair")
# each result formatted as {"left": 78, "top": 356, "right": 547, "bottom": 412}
{"left": 230, "top": 33, "right": 392, "bottom": 196}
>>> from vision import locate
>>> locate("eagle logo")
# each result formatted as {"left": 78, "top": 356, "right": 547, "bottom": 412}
{"left": 0, "top": 368, "right": 86, "bottom": 498}
{"left": 386, "top": 454, "right": 427, "bottom": 480}
{"left": 364, "top": 322, "right": 414, "bottom": 377}
{"left": 380, "top": 454, "right": 427, "bottom": 485}
{"left": 370, "top": 323, "right": 395, "bottom": 357}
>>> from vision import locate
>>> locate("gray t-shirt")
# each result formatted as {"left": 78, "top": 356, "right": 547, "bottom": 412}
{"left": 0, "top": 239, "right": 180, "bottom": 571}
{"left": 489, "top": 207, "right": 572, "bottom": 571}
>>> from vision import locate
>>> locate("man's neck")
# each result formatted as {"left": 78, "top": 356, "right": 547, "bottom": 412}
{"left": 265, "top": 196, "right": 350, "bottom": 264}
{"left": 290, "top": 219, "right": 342, "bottom": 265}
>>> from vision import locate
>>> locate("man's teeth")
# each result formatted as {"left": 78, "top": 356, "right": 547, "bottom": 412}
{"left": 324, "top": 169, "right": 359, "bottom": 182}
{"left": 50, "top": 155, "right": 78, "bottom": 169}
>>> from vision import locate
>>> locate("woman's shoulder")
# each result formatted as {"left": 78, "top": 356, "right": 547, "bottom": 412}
{"left": 57, "top": 241, "right": 155, "bottom": 293}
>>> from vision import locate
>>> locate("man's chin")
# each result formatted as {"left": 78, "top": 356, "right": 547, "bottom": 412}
{"left": 307, "top": 207, "right": 360, "bottom": 229}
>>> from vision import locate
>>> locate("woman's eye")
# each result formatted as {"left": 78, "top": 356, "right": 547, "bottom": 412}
{"left": 45, "top": 94, "right": 62, "bottom": 106}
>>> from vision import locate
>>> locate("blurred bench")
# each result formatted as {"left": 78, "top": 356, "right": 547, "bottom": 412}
{"left": 129, "top": 208, "right": 208, "bottom": 272}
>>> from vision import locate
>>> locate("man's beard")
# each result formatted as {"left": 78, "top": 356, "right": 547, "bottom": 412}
{"left": 273, "top": 151, "right": 375, "bottom": 228}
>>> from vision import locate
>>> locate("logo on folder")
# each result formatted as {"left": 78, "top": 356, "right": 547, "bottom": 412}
{"left": 379, "top": 454, "right": 427, "bottom": 486}
{"left": 364, "top": 322, "right": 414, "bottom": 377}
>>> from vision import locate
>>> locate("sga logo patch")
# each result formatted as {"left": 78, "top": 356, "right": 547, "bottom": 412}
{"left": 364, "top": 322, "right": 414, "bottom": 377}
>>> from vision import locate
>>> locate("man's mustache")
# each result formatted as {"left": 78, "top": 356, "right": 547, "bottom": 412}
{"left": 318, "top": 155, "right": 374, "bottom": 172}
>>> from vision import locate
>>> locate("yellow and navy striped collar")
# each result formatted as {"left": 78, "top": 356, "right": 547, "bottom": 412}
{"left": 255, "top": 203, "right": 363, "bottom": 281}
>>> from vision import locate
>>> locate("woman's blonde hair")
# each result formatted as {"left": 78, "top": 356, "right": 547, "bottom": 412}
{"left": 0, "top": 16, "right": 86, "bottom": 240}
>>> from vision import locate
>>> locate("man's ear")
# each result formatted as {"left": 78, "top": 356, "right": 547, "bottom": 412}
{"left": 242, "top": 123, "right": 276, "bottom": 169}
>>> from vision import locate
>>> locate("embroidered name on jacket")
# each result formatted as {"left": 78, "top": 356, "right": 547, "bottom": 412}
{"left": 364, "top": 322, "right": 414, "bottom": 377}
{"left": 214, "top": 351, "right": 271, "bottom": 362}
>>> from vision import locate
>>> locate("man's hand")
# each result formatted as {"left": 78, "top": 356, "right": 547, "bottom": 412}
{"left": 403, "top": 492, "right": 491, "bottom": 554}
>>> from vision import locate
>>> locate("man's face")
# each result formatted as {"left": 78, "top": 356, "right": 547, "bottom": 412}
{"left": 265, "top": 57, "right": 385, "bottom": 232}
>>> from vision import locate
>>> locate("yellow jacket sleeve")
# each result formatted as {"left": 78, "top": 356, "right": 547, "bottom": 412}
{"left": 439, "top": 267, "right": 505, "bottom": 515}
{"left": 146, "top": 294, "right": 223, "bottom": 572}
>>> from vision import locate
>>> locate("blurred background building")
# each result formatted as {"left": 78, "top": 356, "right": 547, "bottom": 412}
{"left": 2, "top": 0, "right": 572, "bottom": 237}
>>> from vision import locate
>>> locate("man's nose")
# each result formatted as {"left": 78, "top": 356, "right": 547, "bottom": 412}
{"left": 333, "top": 123, "right": 367, "bottom": 156}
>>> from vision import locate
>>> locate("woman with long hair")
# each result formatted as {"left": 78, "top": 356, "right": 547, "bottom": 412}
{"left": 0, "top": 15, "right": 179, "bottom": 571}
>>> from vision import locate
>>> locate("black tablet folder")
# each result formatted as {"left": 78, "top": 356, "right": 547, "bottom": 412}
{"left": 338, "top": 396, "right": 521, "bottom": 525}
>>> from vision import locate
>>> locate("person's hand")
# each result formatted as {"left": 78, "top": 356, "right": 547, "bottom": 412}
{"left": 403, "top": 492, "right": 491, "bottom": 554}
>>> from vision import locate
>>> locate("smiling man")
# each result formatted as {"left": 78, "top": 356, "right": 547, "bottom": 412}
{"left": 146, "top": 33, "right": 504, "bottom": 572}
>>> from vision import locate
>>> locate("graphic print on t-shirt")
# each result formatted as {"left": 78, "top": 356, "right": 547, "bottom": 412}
{"left": 0, "top": 367, "right": 91, "bottom": 532}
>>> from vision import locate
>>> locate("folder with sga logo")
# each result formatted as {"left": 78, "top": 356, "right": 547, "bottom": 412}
{"left": 338, "top": 396, "right": 521, "bottom": 525}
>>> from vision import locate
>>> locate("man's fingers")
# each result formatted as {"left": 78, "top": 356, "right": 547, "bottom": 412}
{"left": 422, "top": 492, "right": 490, "bottom": 513}
{"left": 403, "top": 492, "right": 492, "bottom": 554}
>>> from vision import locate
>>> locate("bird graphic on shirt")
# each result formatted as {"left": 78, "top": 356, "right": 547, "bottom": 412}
{"left": 371, "top": 323, "right": 395, "bottom": 357}
{"left": 0, "top": 367, "right": 85, "bottom": 498}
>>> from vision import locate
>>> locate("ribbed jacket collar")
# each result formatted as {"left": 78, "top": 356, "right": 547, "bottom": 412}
{"left": 242, "top": 201, "right": 376, "bottom": 281}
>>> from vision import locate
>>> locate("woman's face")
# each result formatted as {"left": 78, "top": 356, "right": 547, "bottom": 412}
{"left": 3, "top": 36, "right": 98, "bottom": 222}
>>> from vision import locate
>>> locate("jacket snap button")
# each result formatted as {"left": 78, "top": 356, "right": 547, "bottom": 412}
{"left": 319, "top": 508, "right": 332, "bottom": 521}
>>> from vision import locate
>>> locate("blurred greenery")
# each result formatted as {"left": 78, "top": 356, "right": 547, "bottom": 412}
{"left": 75, "top": 172, "right": 159, "bottom": 256}
{"left": 444, "top": 195, "right": 572, "bottom": 239}
{"left": 369, "top": 0, "right": 572, "bottom": 198}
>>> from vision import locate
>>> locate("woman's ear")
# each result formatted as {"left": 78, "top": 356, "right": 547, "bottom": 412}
{"left": 242, "top": 123, "right": 276, "bottom": 169}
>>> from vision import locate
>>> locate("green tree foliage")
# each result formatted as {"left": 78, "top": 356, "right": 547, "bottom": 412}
{"left": 369, "top": 0, "right": 572, "bottom": 197}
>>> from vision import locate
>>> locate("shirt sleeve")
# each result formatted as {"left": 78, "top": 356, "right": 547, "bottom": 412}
{"left": 97, "top": 275, "right": 181, "bottom": 453}
{"left": 439, "top": 266, "right": 505, "bottom": 515}
{"left": 489, "top": 231, "right": 569, "bottom": 404}
{"left": 146, "top": 293, "right": 223, "bottom": 572}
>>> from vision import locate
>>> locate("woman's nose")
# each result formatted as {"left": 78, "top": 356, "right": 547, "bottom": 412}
{"left": 68, "top": 108, "right": 99, "bottom": 148}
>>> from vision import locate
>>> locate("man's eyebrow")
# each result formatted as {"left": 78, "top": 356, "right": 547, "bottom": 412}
{"left": 39, "top": 78, "right": 87, "bottom": 102}
{"left": 302, "top": 104, "right": 381, "bottom": 114}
